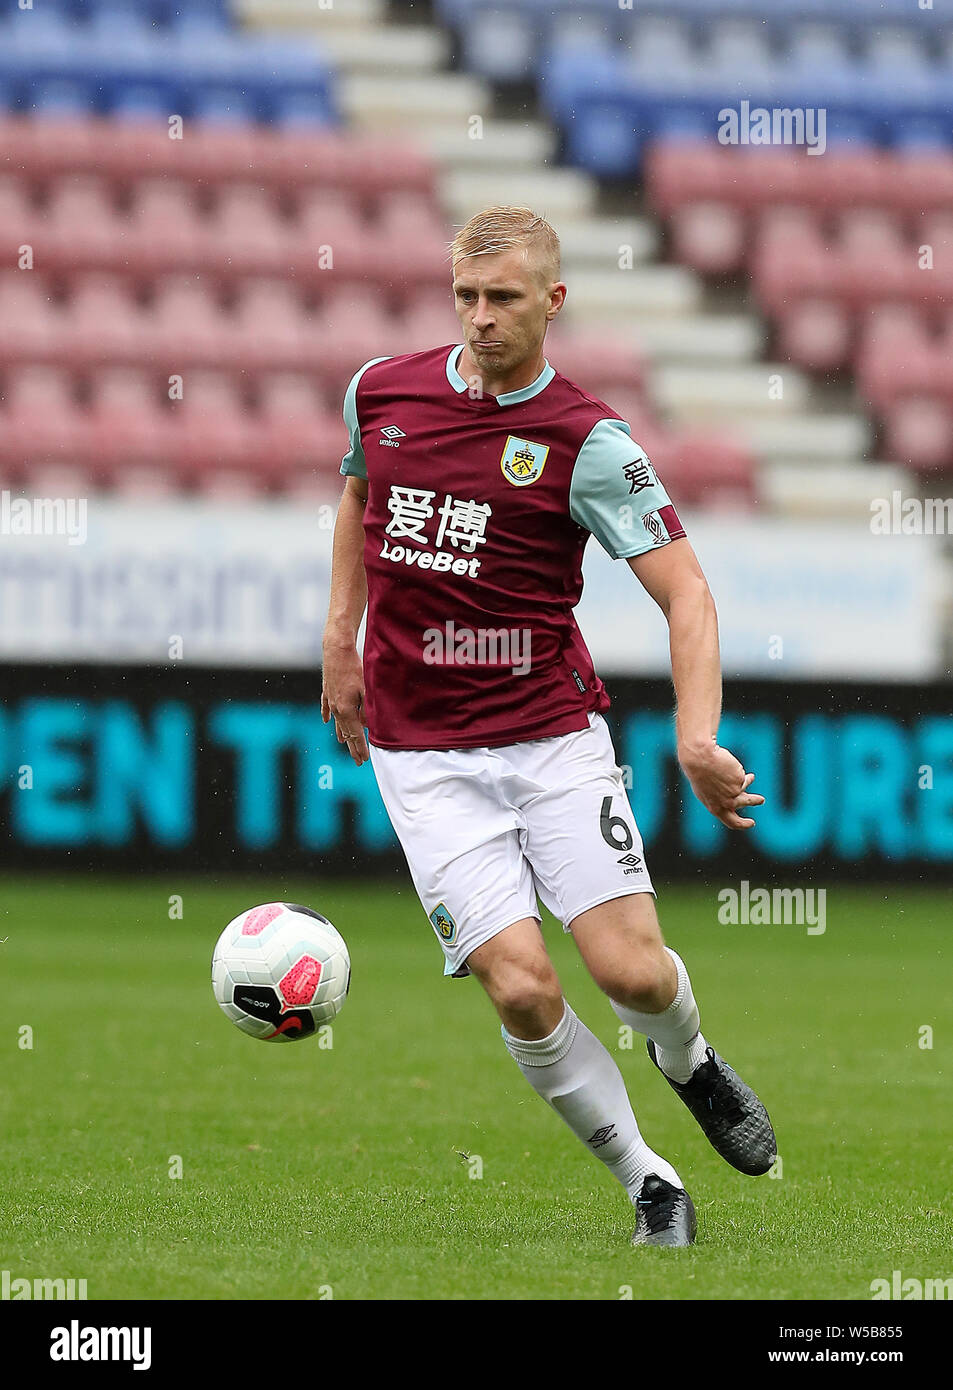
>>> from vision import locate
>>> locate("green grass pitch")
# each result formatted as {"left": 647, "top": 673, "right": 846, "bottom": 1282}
{"left": 1, "top": 875, "right": 949, "bottom": 1300}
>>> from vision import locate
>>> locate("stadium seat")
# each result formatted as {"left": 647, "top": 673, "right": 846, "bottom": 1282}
{"left": 884, "top": 397, "right": 953, "bottom": 474}
{"left": 670, "top": 202, "right": 746, "bottom": 276}
{"left": 669, "top": 432, "right": 758, "bottom": 508}
{"left": 148, "top": 275, "right": 233, "bottom": 367}
{"left": 64, "top": 274, "right": 143, "bottom": 364}
{"left": 0, "top": 270, "right": 66, "bottom": 364}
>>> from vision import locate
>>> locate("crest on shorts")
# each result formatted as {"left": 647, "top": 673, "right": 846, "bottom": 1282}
{"left": 429, "top": 902, "right": 457, "bottom": 944}
{"left": 500, "top": 435, "right": 549, "bottom": 486}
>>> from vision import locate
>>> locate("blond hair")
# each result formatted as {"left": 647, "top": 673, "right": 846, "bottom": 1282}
{"left": 450, "top": 206, "right": 561, "bottom": 284}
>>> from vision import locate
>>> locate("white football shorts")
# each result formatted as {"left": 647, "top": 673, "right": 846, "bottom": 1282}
{"left": 369, "top": 713, "right": 654, "bottom": 977}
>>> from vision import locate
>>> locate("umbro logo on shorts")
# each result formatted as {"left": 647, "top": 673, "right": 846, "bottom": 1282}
{"left": 618, "top": 853, "right": 644, "bottom": 874}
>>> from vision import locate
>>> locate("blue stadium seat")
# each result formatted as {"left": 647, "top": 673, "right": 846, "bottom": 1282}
{"left": 28, "top": 79, "right": 95, "bottom": 117}
{"left": 110, "top": 85, "right": 175, "bottom": 120}
{"left": 0, "top": 1, "right": 336, "bottom": 124}
{"left": 189, "top": 91, "right": 258, "bottom": 126}
{"left": 461, "top": 9, "right": 539, "bottom": 82}
{"left": 890, "top": 118, "right": 953, "bottom": 152}
{"left": 568, "top": 103, "right": 641, "bottom": 179}
{"left": 271, "top": 91, "right": 336, "bottom": 129}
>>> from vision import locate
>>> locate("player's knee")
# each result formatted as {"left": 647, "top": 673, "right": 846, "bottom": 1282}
{"left": 596, "top": 948, "right": 673, "bottom": 1012}
{"left": 484, "top": 958, "right": 562, "bottom": 1032}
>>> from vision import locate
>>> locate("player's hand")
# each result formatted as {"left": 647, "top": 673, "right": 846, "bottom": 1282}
{"left": 321, "top": 640, "right": 369, "bottom": 766}
{"left": 677, "top": 741, "right": 764, "bottom": 830}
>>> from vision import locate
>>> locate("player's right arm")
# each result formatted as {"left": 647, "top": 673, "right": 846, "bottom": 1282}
{"left": 322, "top": 473, "right": 370, "bottom": 765}
{"left": 322, "top": 356, "right": 387, "bottom": 766}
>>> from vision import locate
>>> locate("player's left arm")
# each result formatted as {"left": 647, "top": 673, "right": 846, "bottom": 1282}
{"left": 627, "top": 539, "right": 764, "bottom": 831}
{"left": 568, "top": 417, "right": 762, "bottom": 830}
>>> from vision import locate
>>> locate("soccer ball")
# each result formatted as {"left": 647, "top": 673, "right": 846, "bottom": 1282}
{"left": 211, "top": 902, "right": 350, "bottom": 1042}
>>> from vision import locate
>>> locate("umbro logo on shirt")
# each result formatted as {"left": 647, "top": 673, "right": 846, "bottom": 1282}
{"left": 379, "top": 424, "right": 406, "bottom": 447}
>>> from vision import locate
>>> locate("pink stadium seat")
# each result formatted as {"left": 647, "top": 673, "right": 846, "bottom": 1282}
{"left": 757, "top": 205, "right": 827, "bottom": 253}
{"left": 20, "top": 460, "right": 94, "bottom": 497}
{"left": 0, "top": 173, "right": 33, "bottom": 223}
{"left": 314, "top": 286, "right": 403, "bottom": 373}
{"left": 669, "top": 432, "right": 757, "bottom": 508}
{"left": 375, "top": 192, "right": 449, "bottom": 281}
{"left": 777, "top": 299, "right": 852, "bottom": 372}
{"left": 42, "top": 174, "right": 121, "bottom": 269}
{"left": 92, "top": 366, "right": 161, "bottom": 412}
{"left": 257, "top": 371, "right": 325, "bottom": 418}
{"left": 399, "top": 289, "right": 459, "bottom": 354}
{"left": 0, "top": 366, "right": 81, "bottom": 469}
{"left": 127, "top": 178, "right": 209, "bottom": 271}
{"left": 192, "top": 467, "right": 271, "bottom": 501}
{"left": 257, "top": 407, "right": 347, "bottom": 486}
{"left": 838, "top": 209, "right": 906, "bottom": 254}
{"left": 108, "top": 464, "right": 181, "bottom": 500}
{"left": 63, "top": 274, "right": 143, "bottom": 364}
{"left": 231, "top": 277, "right": 309, "bottom": 365}
{"left": 752, "top": 241, "right": 840, "bottom": 316}
{"left": 894, "top": 154, "right": 953, "bottom": 217}
{"left": 148, "top": 275, "right": 233, "bottom": 366}
{"left": 794, "top": 150, "right": 888, "bottom": 213}
{"left": 728, "top": 148, "right": 816, "bottom": 213}
{"left": 0, "top": 116, "right": 436, "bottom": 201}
{"left": 206, "top": 184, "right": 290, "bottom": 276}
{"left": 0, "top": 117, "right": 100, "bottom": 183}
{"left": 546, "top": 330, "right": 645, "bottom": 393}
{"left": 884, "top": 397, "right": 953, "bottom": 473}
{"left": 170, "top": 409, "right": 260, "bottom": 485}
{"left": 87, "top": 369, "right": 176, "bottom": 483}
{"left": 645, "top": 142, "right": 728, "bottom": 216}
{"left": 0, "top": 271, "right": 66, "bottom": 364}
{"left": 294, "top": 190, "right": 373, "bottom": 284}
{"left": 2, "top": 363, "right": 75, "bottom": 411}
{"left": 175, "top": 368, "right": 247, "bottom": 417}
{"left": 334, "top": 136, "right": 435, "bottom": 198}
{"left": 670, "top": 201, "right": 745, "bottom": 275}
{"left": 87, "top": 396, "right": 170, "bottom": 477}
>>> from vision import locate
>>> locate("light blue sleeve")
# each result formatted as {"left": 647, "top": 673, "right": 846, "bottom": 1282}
{"left": 340, "top": 357, "right": 391, "bottom": 479}
{"left": 569, "top": 418, "right": 684, "bottom": 560}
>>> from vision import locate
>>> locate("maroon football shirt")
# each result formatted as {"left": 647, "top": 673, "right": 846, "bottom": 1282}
{"left": 340, "top": 344, "right": 684, "bottom": 750}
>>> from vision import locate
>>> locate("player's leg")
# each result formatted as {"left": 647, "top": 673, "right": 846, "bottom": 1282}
{"left": 369, "top": 735, "right": 693, "bottom": 1241}
{"left": 570, "top": 892, "right": 709, "bottom": 1084}
{"left": 515, "top": 714, "right": 777, "bottom": 1180}
{"left": 573, "top": 895, "right": 777, "bottom": 1177}
{"left": 465, "top": 917, "right": 694, "bottom": 1245}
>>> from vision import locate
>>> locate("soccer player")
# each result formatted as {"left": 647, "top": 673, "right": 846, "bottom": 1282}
{"left": 321, "top": 206, "right": 775, "bottom": 1246}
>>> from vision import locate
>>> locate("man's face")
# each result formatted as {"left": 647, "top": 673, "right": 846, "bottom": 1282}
{"left": 452, "top": 247, "right": 564, "bottom": 379}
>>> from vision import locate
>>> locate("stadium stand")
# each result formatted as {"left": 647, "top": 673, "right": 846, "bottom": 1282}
{"left": 2, "top": 0, "right": 941, "bottom": 499}
{"left": 645, "top": 142, "right": 953, "bottom": 472}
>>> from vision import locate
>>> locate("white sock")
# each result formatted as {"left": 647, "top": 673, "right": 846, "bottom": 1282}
{"left": 611, "top": 947, "right": 709, "bottom": 1084}
{"left": 501, "top": 1001, "right": 682, "bottom": 1200}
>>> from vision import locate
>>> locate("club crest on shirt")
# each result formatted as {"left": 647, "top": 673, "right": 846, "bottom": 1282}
{"left": 429, "top": 902, "right": 457, "bottom": 944}
{"left": 500, "top": 435, "right": 549, "bottom": 486}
